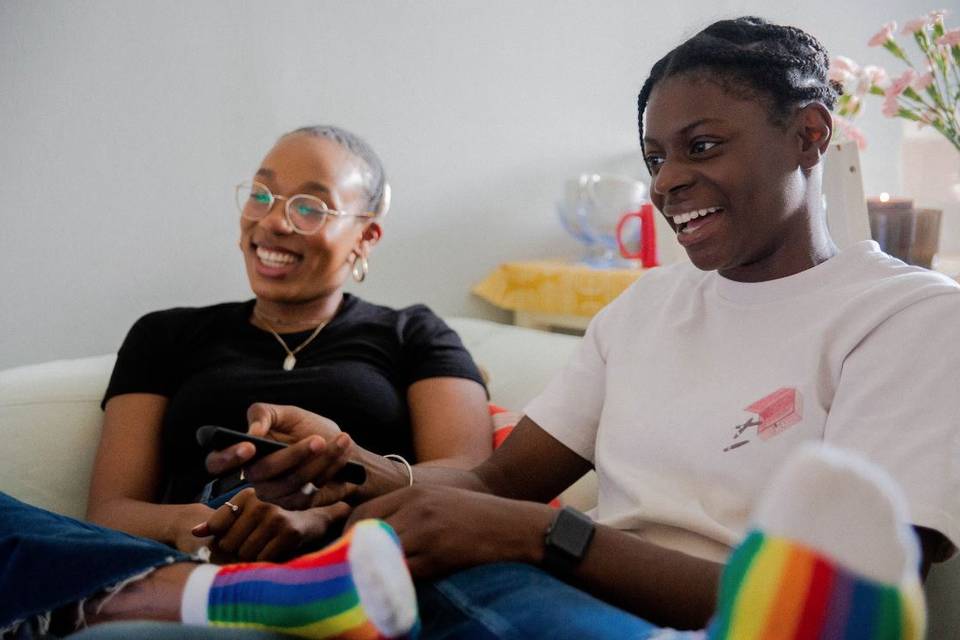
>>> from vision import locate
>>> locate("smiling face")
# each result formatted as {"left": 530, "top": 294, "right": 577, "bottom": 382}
{"left": 239, "top": 133, "right": 379, "bottom": 305}
{"left": 643, "top": 73, "right": 823, "bottom": 281}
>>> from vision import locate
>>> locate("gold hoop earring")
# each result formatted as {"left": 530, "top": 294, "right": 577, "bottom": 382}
{"left": 352, "top": 254, "right": 368, "bottom": 283}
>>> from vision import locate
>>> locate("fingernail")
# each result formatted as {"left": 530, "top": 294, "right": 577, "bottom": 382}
{"left": 309, "top": 437, "right": 325, "bottom": 453}
{"left": 191, "top": 523, "right": 207, "bottom": 535}
{"left": 335, "top": 434, "right": 349, "bottom": 448}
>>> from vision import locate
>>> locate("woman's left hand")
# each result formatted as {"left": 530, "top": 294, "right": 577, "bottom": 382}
{"left": 347, "top": 485, "right": 554, "bottom": 580}
{"left": 193, "top": 487, "right": 352, "bottom": 562}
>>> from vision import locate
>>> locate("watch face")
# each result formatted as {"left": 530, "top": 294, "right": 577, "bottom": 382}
{"left": 547, "top": 507, "right": 595, "bottom": 562}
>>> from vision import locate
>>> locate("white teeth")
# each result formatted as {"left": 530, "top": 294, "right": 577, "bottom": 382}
{"left": 256, "top": 247, "right": 298, "bottom": 266}
{"left": 672, "top": 206, "right": 722, "bottom": 225}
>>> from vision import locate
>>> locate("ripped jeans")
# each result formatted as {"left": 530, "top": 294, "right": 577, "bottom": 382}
{"left": 0, "top": 492, "right": 190, "bottom": 638}
{"left": 1, "top": 491, "right": 698, "bottom": 640}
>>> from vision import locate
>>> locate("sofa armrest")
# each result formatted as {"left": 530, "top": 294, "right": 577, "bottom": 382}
{"left": 446, "top": 317, "right": 581, "bottom": 412}
{"left": 0, "top": 355, "right": 115, "bottom": 519}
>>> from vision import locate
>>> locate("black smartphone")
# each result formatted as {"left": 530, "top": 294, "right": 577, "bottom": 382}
{"left": 195, "top": 425, "right": 367, "bottom": 485}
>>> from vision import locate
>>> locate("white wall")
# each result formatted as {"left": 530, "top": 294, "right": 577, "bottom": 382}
{"left": 0, "top": 0, "right": 942, "bottom": 368}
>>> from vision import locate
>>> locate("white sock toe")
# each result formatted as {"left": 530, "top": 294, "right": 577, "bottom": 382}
{"left": 752, "top": 442, "right": 919, "bottom": 584}
{"left": 349, "top": 521, "right": 418, "bottom": 638}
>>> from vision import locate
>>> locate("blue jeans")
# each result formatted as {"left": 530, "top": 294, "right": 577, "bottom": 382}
{"left": 1, "top": 491, "right": 684, "bottom": 640}
{"left": 417, "top": 562, "right": 673, "bottom": 640}
{"left": 0, "top": 492, "right": 191, "bottom": 637}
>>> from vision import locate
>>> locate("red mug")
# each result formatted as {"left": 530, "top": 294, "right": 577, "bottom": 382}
{"left": 615, "top": 203, "right": 659, "bottom": 268}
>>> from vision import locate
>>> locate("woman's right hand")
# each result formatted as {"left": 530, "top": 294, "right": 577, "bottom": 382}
{"left": 204, "top": 403, "right": 344, "bottom": 476}
{"left": 170, "top": 502, "right": 216, "bottom": 554}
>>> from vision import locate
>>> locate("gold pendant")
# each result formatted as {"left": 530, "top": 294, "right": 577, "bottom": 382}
{"left": 283, "top": 354, "right": 296, "bottom": 371}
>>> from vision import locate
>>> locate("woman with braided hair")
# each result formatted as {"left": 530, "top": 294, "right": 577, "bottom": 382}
{"left": 228, "top": 16, "right": 960, "bottom": 639}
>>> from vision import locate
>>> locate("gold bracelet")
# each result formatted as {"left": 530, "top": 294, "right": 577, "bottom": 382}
{"left": 383, "top": 454, "right": 414, "bottom": 488}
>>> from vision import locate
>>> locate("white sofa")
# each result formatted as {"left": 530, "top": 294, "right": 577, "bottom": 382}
{"left": 0, "top": 317, "right": 591, "bottom": 520}
{"left": 1, "top": 316, "right": 956, "bottom": 637}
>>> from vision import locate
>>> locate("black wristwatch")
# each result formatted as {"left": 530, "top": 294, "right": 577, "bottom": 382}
{"left": 543, "top": 506, "right": 595, "bottom": 575}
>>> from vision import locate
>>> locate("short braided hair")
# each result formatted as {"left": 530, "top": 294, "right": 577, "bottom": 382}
{"left": 283, "top": 125, "right": 387, "bottom": 215}
{"left": 637, "top": 17, "right": 842, "bottom": 152}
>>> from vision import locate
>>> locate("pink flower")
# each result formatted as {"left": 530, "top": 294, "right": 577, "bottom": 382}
{"left": 885, "top": 69, "right": 917, "bottom": 97}
{"left": 830, "top": 56, "right": 859, "bottom": 74}
{"left": 828, "top": 66, "right": 853, "bottom": 87}
{"left": 854, "top": 73, "right": 874, "bottom": 96}
{"left": 936, "top": 28, "right": 960, "bottom": 46}
{"left": 830, "top": 69, "right": 855, "bottom": 93}
{"left": 882, "top": 94, "right": 900, "bottom": 118}
{"left": 912, "top": 72, "right": 934, "bottom": 92}
{"left": 863, "top": 65, "right": 889, "bottom": 90}
{"left": 901, "top": 16, "right": 929, "bottom": 34}
{"left": 929, "top": 9, "right": 948, "bottom": 23}
{"left": 828, "top": 57, "right": 860, "bottom": 93}
{"left": 869, "top": 21, "right": 897, "bottom": 46}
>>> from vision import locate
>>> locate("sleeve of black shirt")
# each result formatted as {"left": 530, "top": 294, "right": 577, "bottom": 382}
{"left": 101, "top": 310, "right": 180, "bottom": 408}
{"left": 398, "top": 305, "right": 487, "bottom": 391}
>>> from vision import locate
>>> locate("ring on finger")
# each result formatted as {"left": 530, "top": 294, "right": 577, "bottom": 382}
{"left": 224, "top": 501, "right": 241, "bottom": 514}
{"left": 301, "top": 482, "right": 318, "bottom": 496}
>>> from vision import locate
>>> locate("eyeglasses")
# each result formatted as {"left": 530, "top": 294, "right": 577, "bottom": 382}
{"left": 235, "top": 180, "right": 375, "bottom": 235}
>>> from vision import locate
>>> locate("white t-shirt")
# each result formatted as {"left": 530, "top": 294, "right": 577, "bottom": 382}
{"left": 525, "top": 241, "right": 960, "bottom": 563}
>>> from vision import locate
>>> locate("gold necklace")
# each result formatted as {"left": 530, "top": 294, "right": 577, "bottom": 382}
{"left": 254, "top": 310, "right": 328, "bottom": 371}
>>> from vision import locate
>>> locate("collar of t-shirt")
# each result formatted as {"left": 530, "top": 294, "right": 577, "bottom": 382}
{"left": 711, "top": 240, "right": 880, "bottom": 306}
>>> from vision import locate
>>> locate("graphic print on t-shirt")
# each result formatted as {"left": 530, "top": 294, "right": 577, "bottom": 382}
{"left": 723, "top": 387, "right": 803, "bottom": 452}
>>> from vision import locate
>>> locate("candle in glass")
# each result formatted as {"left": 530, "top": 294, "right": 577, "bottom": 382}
{"left": 866, "top": 193, "right": 913, "bottom": 213}
{"left": 865, "top": 193, "right": 940, "bottom": 269}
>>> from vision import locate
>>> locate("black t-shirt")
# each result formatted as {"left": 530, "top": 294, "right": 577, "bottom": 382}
{"left": 102, "top": 295, "right": 485, "bottom": 503}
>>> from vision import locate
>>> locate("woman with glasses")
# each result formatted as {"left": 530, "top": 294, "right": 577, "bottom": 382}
{"left": 0, "top": 125, "right": 492, "bottom": 636}
{"left": 84, "top": 125, "right": 492, "bottom": 559}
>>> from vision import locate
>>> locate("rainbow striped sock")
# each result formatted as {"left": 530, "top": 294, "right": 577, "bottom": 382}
{"left": 707, "top": 530, "right": 925, "bottom": 639}
{"left": 182, "top": 519, "right": 419, "bottom": 639}
{"left": 706, "top": 444, "right": 926, "bottom": 640}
